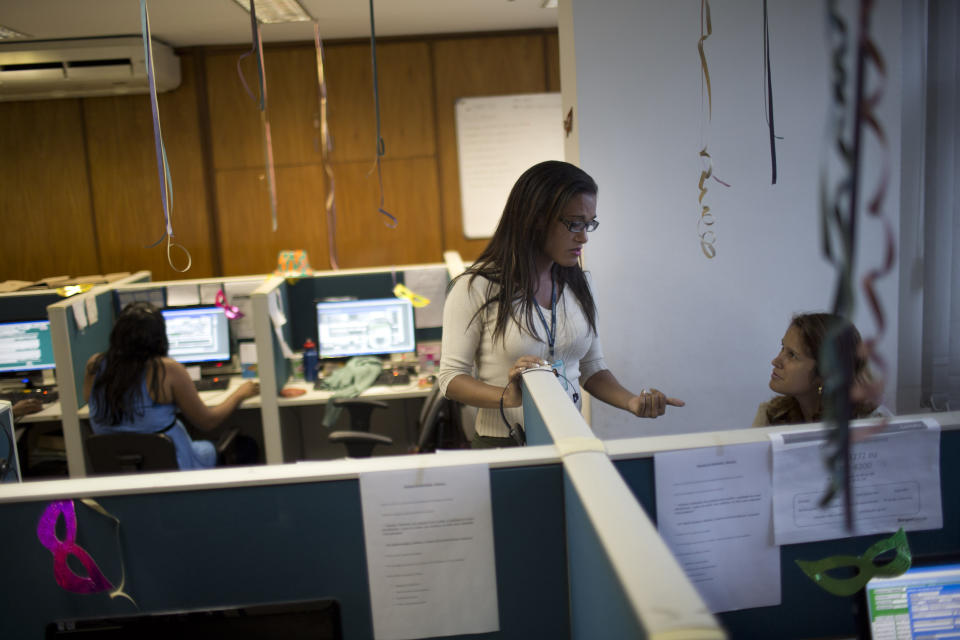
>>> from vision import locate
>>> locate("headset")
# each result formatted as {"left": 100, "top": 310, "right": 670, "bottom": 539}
{"left": 499, "top": 366, "right": 580, "bottom": 446}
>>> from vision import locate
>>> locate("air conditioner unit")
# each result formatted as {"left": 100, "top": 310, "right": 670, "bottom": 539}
{"left": 0, "top": 36, "right": 180, "bottom": 102}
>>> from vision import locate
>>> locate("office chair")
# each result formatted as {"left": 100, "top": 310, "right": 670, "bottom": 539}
{"left": 85, "top": 427, "right": 241, "bottom": 475}
{"left": 85, "top": 432, "right": 178, "bottom": 474}
{"left": 327, "top": 398, "right": 394, "bottom": 457}
{"left": 413, "top": 386, "right": 469, "bottom": 453}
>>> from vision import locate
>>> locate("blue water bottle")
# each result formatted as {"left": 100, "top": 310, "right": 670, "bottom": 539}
{"left": 303, "top": 339, "right": 318, "bottom": 382}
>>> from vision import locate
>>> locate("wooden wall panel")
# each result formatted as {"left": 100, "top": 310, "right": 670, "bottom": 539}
{"left": 431, "top": 35, "right": 550, "bottom": 262}
{"left": 0, "top": 99, "right": 100, "bottom": 281}
{"left": 205, "top": 48, "right": 265, "bottom": 170}
{"left": 82, "top": 51, "right": 215, "bottom": 279}
{"left": 215, "top": 164, "right": 328, "bottom": 275}
{"left": 325, "top": 41, "right": 436, "bottom": 163}
{"left": 256, "top": 46, "right": 324, "bottom": 167}
{"left": 331, "top": 157, "right": 443, "bottom": 268}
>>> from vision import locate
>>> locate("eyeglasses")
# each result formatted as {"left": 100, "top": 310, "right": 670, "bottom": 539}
{"left": 558, "top": 218, "right": 599, "bottom": 233}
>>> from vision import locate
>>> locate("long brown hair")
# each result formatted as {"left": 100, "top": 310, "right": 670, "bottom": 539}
{"left": 88, "top": 301, "right": 168, "bottom": 425}
{"left": 764, "top": 312, "right": 876, "bottom": 424}
{"left": 456, "top": 160, "right": 599, "bottom": 343}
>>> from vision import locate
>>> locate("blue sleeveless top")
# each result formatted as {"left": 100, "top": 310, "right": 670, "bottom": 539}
{"left": 89, "top": 368, "right": 216, "bottom": 470}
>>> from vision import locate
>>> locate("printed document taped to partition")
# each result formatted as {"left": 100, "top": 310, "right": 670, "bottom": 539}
{"left": 359, "top": 464, "right": 498, "bottom": 640}
{"left": 770, "top": 418, "right": 941, "bottom": 545}
{"left": 655, "top": 442, "right": 780, "bottom": 613}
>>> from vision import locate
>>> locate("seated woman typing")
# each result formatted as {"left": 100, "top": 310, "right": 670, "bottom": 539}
{"left": 754, "top": 312, "right": 889, "bottom": 427}
{"left": 83, "top": 302, "right": 259, "bottom": 470}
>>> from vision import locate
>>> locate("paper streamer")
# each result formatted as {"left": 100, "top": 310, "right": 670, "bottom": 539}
{"left": 796, "top": 528, "right": 911, "bottom": 596}
{"left": 140, "top": 0, "right": 191, "bottom": 273}
{"left": 314, "top": 23, "right": 340, "bottom": 270}
{"left": 696, "top": 0, "right": 729, "bottom": 258}
{"left": 37, "top": 499, "right": 136, "bottom": 606}
{"left": 817, "top": 0, "right": 895, "bottom": 530}
{"left": 237, "top": 0, "right": 278, "bottom": 232}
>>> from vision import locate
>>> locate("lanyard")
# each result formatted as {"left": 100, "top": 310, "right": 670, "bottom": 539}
{"left": 534, "top": 275, "right": 557, "bottom": 360}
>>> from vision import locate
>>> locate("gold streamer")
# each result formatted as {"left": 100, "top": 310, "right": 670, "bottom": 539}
{"left": 79, "top": 498, "right": 138, "bottom": 608}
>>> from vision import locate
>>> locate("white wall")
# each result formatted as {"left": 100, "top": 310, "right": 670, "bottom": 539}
{"left": 563, "top": 0, "right": 903, "bottom": 437}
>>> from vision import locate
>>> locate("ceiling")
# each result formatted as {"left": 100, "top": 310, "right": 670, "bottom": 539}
{"left": 0, "top": 0, "right": 558, "bottom": 48}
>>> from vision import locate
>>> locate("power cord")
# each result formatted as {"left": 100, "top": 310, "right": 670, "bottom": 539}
{"left": 499, "top": 366, "right": 580, "bottom": 446}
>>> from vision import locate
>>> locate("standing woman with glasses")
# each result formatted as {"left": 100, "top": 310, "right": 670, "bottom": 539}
{"left": 438, "top": 160, "right": 683, "bottom": 448}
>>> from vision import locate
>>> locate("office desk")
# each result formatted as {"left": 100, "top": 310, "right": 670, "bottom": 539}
{"left": 18, "top": 401, "right": 62, "bottom": 423}
{"left": 276, "top": 378, "right": 433, "bottom": 407}
{"left": 276, "top": 377, "right": 434, "bottom": 460}
{"left": 76, "top": 375, "right": 263, "bottom": 419}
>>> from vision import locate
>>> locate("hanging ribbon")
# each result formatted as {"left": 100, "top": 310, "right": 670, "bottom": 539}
{"left": 237, "top": 0, "right": 279, "bottom": 232}
{"left": 314, "top": 23, "right": 339, "bottom": 269}
{"left": 762, "top": 0, "right": 779, "bottom": 184}
{"left": 37, "top": 499, "right": 137, "bottom": 606}
{"left": 367, "top": 0, "right": 397, "bottom": 228}
{"left": 140, "top": 0, "right": 191, "bottom": 272}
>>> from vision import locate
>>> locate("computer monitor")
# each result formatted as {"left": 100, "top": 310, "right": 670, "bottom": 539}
{"left": 0, "top": 319, "right": 55, "bottom": 376}
{"left": 161, "top": 306, "right": 231, "bottom": 365}
{"left": 862, "top": 558, "right": 960, "bottom": 639}
{"left": 315, "top": 298, "right": 415, "bottom": 359}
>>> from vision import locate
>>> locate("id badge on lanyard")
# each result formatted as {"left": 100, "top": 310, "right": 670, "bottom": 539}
{"left": 535, "top": 277, "right": 569, "bottom": 391}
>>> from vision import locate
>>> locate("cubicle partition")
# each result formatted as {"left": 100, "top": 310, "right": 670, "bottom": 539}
{"left": 521, "top": 373, "right": 725, "bottom": 639}
{"left": 604, "top": 411, "right": 960, "bottom": 640}
{"left": 0, "top": 450, "right": 570, "bottom": 639}
{"left": 252, "top": 261, "right": 454, "bottom": 464}
{"left": 53, "top": 274, "right": 265, "bottom": 477}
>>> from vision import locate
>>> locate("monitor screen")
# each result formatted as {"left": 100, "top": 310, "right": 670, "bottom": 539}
{"left": 863, "top": 560, "right": 960, "bottom": 639}
{"left": 161, "top": 306, "right": 231, "bottom": 365}
{"left": 316, "top": 298, "right": 415, "bottom": 359}
{"left": 0, "top": 319, "right": 55, "bottom": 374}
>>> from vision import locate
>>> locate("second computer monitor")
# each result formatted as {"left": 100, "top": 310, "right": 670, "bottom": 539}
{"left": 161, "top": 306, "right": 231, "bottom": 365}
{"left": 316, "top": 298, "right": 415, "bottom": 359}
{"left": 0, "top": 319, "right": 55, "bottom": 376}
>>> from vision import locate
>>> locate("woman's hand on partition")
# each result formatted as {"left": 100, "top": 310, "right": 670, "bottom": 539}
{"left": 503, "top": 355, "right": 550, "bottom": 408}
{"left": 628, "top": 388, "right": 684, "bottom": 418}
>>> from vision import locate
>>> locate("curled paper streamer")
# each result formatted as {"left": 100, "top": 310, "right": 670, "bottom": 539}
{"left": 367, "top": 0, "right": 397, "bottom": 228}
{"left": 37, "top": 499, "right": 136, "bottom": 605}
{"left": 393, "top": 283, "right": 430, "bottom": 308}
{"left": 215, "top": 290, "right": 244, "bottom": 320}
{"left": 796, "top": 528, "right": 911, "bottom": 596}
{"left": 314, "top": 23, "right": 340, "bottom": 270}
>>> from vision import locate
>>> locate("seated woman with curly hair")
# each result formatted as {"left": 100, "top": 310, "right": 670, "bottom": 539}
{"left": 754, "top": 312, "right": 890, "bottom": 427}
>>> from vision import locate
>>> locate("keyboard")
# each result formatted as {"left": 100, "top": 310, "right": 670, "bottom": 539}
{"left": 193, "top": 377, "right": 231, "bottom": 392}
{"left": 375, "top": 369, "right": 411, "bottom": 386}
{"left": 0, "top": 387, "right": 59, "bottom": 404}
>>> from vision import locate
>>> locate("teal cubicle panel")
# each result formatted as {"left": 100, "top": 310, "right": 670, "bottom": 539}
{"left": 0, "top": 464, "right": 570, "bottom": 639}
{"left": 64, "top": 292, "right": 115, "bottom": 403}
{"left": 564, "top": 471, "right": 646, "bottom": 639}
{"left": 613, "top": 429, "right": 960, "bottom": 639}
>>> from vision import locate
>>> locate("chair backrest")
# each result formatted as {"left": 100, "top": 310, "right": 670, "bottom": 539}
{"left": 86, "top": 432, "right": 178, "bottom": 475}
{"left": 415, "top": 386, "right": 469, "bottom": 452}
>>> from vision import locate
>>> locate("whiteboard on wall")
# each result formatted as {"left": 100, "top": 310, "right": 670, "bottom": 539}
{"left": 455, "top": 93, "right": 565, "bottom": 239}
